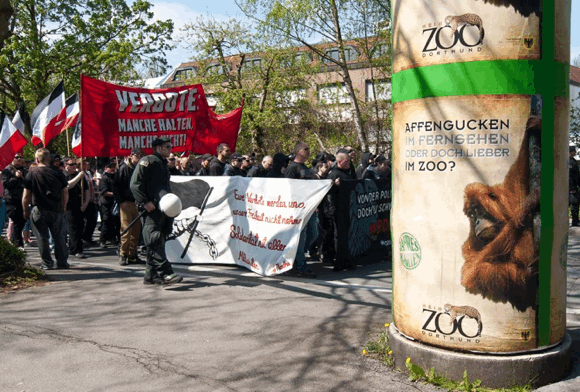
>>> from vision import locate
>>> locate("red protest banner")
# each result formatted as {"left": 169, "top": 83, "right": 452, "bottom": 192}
{"left": 79, "top": 74, "right": 241, "bottom": 157}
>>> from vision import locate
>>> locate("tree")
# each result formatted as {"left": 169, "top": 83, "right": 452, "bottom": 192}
{"left": 180, "top": 15, "right": 324, "bottom": 155}
{"left": 0, "top": 0, "right": 13, "bottom": 49}
{"left": 572, "top": 54, "right": 580, "bottom": 68}
{"left": 236, "top": 0, "right": 391, "bottom": 151}
{"left": 0, "top": 0, "right": 173, "bottom": 155}
{"left": 571, "top": 91, "right": 580, "bottom": 145}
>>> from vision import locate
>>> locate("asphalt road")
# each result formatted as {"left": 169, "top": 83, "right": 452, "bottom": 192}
{"left": 1, "top": 228, "right": 580, "bottom": 391}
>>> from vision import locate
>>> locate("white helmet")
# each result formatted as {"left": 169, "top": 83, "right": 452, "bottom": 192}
{"left": 158, "top": 193, "right": 182, "bottom": 217}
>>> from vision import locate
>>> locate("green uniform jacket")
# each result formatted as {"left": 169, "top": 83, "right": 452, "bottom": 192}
{"left": 130, "top": 152, "right": 171, "bottom": 206}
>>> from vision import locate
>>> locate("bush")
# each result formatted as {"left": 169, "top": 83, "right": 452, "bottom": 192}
{"left": 0, "top": 236, "right": 27, "bottom": 275}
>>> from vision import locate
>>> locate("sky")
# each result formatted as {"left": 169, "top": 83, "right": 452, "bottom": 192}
{"left": 151, "top": 0, "right": 580, "bottom": 69}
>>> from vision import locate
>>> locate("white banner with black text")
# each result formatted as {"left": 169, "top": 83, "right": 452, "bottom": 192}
{"left": 166, "top": 176, "right": 332, "bottom": 276}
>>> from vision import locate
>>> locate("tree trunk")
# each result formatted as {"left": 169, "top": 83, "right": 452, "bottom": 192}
{"left": 342, "top": 68, "right": 369, "bottom": 151}
{"left": 0, "top": 0, "right": 13, "bottom": 49}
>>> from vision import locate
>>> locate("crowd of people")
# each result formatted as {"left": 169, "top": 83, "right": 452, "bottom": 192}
{"left": 1, "top": 139, "right": 391, "bottom": 283}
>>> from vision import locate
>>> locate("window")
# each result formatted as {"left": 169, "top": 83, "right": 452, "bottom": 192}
{"left": 293, "top": 51, "right": 311, "bottom": 64}
{"left": 322, "top": 46, "right": 358, "bottom": 64}
{"left": 242, "top": 58, "right": 262, "bottom": 71}
{"left": 282, "top": 52, "right": 312, "bottom": 68}
{"left": 318, "top": 84, "right": 352, "bottom": 104}
{"left": 366, "top": 80, "right": 392, "bottom": 101}
{"left": 206, "top": 63, "right": 230, "bottom": 76}
{"left": 172, "top": 67, "right": 197, "bottom": 81}
{"left": 276, "top": 89, "right": 307, "bottom": 107}
{"left": 371, "top": 44, "right": 390, "bottom": 59}
{"left": 322, "top": 48, "right": 340, "bottom": 64}
{"left": 206, "top": 95, "right": 219, "bottom": 108}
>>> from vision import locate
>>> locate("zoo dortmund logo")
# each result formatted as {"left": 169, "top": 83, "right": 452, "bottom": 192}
{"left": 422, "top": 13, "right": 484, "bottom": 53}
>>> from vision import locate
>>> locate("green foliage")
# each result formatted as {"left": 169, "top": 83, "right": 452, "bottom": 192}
{"left": 0, "top": 236, "right": 26, "bottom": 275}
{"left": 405, "top": 358, "right": 426, "bottom": 382}
{"left": 403, "top": 358, "right": 532, "bottom": 392}
{"left": 571, "top": 92, "right": 580, "bottom": 146}
{"left": 0, "top": 0, "right": 174, "bottom": 157}
{"left": 364, "top": 323, "right": 532, "bottom": 392}
{"left": 179, "top": 10, "right": 394, "bottom": 156}
{"left": 363, "top": 323, "right": 394, "bottom": 367}
{"left": 180, "top": 15, "right": 357, "bottom": 156}
{"left": 236, "top": 0, "right": 393, "bottom": 151}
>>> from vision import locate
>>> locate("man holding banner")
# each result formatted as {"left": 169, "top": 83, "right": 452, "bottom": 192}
{"left": 284, "top": 142, "right": 317, "bottom": 278}
{"left": 130, "top": 137, "right": 183, "bottom": 286}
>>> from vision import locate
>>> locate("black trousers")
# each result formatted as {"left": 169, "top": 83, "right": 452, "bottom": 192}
{"left": 6, "top": 203, "right": 25, "bottom": 247}
{"left": 572, "top": 201, "right": 580, "bottom": 225}
{"left": 99, "top": 203, "right": 119, "bottom": 243}
{"left": 142, "top": 209, "right": 174, "bottom": 280}
{"left": 319, "top": 212, "right": 336, "bottom": 261}
{"left": 82, "top": 202, "right": 98, "bottom": 243}
{"left": 66, "top": 207, "right": 85, "bottom": 255}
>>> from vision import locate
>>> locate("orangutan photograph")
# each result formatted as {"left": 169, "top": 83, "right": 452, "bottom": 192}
{"left": 460, "top": 116, "right": 541, "bottom": 312}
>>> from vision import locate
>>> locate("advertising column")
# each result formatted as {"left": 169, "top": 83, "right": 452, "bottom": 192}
{"left": 391, "top": 0, "right": 570, "bottom": 353}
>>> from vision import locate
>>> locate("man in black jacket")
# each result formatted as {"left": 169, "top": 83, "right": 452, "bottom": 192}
{"left": 284, "top": 142, "right": 318, "bottom": 278}
{"left": 248, "top": 155, "right": 273, "bottom": 177}
{"left": 362, "top": 154, "right": 390, "bottom": 181}
{"left": 326, "top": 148, "right": 357, "bottom": 271}
{"left": 99, "top": 162, "right": 119, "bottom": 247}
{"left": 2, "top": 154, "right": 28, "bottom": 247}
{"left": 209, "top": 143, "right": 231, "bottom": 176}
{"left": 23, "top": 148, "right": 69, "bottom": 269}
{"left": 115, "top": 148, "right": 144, "bottom": 265}
{"left": 167, "top": 153, "right": 181, "bottom": 176}
{"left": 196, "top": 154, "right": 213, "bottom": 176}
{"left": 64, "top": 158, "right": 89, "bottom": 259}
{"left": 130, "top": 137, "right": 182, "bottom": 286}
{"left": 223, "top": 153, "right": 244, "bottom": 176}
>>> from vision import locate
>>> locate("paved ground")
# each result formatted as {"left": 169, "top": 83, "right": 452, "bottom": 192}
{"left": 1, "top": 228, "right": 580, "bottom": 391}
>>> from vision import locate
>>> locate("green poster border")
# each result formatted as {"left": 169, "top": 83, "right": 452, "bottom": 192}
{"left": 537, "top": 0, "right": 555, "bottom": 349}
{"left": 392, "top": 60, "right": 569, "bottom": 103}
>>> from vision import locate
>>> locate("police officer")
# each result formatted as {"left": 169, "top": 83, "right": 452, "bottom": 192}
{"left": 130, "top": 137, "right": 183, "bottom": 285}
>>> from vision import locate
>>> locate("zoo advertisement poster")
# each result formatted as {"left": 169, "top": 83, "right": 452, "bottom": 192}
{"left": 393, "top": 0, "right": 569, "bottom": 73}
{"left": 392, "top": 94, "right": 568, "bottom": 352}
{"left": 165, "top": 176, "right": 332, "bottom": 276}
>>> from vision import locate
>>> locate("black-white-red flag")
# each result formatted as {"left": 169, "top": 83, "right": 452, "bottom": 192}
{"left": 0, "top": 110, "right": 28, "bottom": 169}
{"left": 71, "top": 120, "right": 81, "bottom": 156}
{"left": 11, "top": 103, "right": 28, "bottom": 154}
{"left": 30, "top": 81, "right": 65, "bottom": 146}
{"left": 56, "top": 93, "right": 79, "bottom": 132}
{"left": 12, "top": 103, "right": 26, "bottom": 135}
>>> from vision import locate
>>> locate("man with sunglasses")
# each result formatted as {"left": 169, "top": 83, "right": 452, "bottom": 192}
{"left": 2, "top": 154, "right": 28, "bottom": 247}
{"left": 130, "top": 137, "right": 182, "bottom": 286}
{"left": 240, "top": 154, "right": 253, "bottom": 177}
{"left": 167, "top": 153, "right": 181, "bottom": 176}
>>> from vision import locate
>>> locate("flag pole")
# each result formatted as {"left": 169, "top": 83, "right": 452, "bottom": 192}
{"left": 66, "top": 127, "right": 71, "bottom": 156}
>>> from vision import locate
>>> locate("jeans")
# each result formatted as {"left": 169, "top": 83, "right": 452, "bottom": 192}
{"left": 294, "top": 212, "right": 319, "bottom": 272}
{"left": 30, "top": 207, "right": 68, "bottom": 268}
